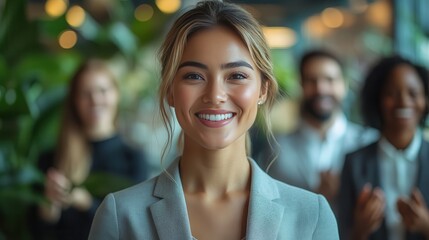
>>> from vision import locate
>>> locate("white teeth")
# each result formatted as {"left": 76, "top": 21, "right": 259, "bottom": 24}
{"left": 395, "top": 108, "right": 413, "bottom": 118}
{"left": 197, "top": 113, "right": 233, "bottom": 122}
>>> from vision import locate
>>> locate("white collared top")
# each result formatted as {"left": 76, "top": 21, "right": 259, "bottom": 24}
{"left": 299, "top": 113, "right": 348, "bottom": 172}
{"left": 378, "top": 129, "right": 422, "bottom": 240}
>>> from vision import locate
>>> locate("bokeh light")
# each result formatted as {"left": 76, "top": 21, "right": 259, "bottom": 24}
{"left": 66, "top": 5, "right": 85, "bottom": 27}
{"left": 321, "top": 8, "right": 344, "bottom": 28}
{"left": 366, "top": 1, "right": 391, "bottom": 29}
{"left": 262, "top": 27, "right": 297, "bottom": 49}
{"left": 156, "top": 0, "right": 181, "bottom": 14}
{"left": 135, "top": 4, "right": 154, "bottom": 22}
{"left": 304, "top": 15, "right": 331, "bottom": 38}
{"left": 45, "top": 0, "right": 68, "bottom": 17}
{"left": 58, "top": 30, "right": 77, "bottom": 49}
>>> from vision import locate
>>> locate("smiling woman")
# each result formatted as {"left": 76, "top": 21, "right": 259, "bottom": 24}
{"left": 338, "top": 55, "right": 429, "bottom": 240}
{"left": 89, "top": 1, "right": 339, "bottom": 239}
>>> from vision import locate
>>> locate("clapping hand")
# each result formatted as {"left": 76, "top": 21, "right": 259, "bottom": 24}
{"left": 40, "top": 168, "right": 93, "bottom": 222}
{"left": 45, "top": 168, "right": 73, "bottom": 208}
{"left": 39, "top": 168, "right": 72, "bottom": 222}
{"left": 397, "top": 188, "right": 429, "bottom": 237}
{"left": 352, "top": 184, "right": 385, "bottom": 240}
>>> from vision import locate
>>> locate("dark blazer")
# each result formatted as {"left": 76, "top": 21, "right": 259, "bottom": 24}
{"left": 29, "top": 135, "right": 149, "bottom": 240}
{"left": 338, "top": 139, "right": 429, "bottom": 240}
{"left": 89, "top": 158, "right": 339, "bottom": 240}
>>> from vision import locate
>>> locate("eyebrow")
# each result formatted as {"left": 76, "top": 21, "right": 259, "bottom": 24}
{"left": 221, "top": 61, "right": 254, "bottom": 70}
{"left": 178, "top": 60, "right": 254, "bottom": 70}
{"left": 178, "top": 61, "right": 208, "bottom": 70}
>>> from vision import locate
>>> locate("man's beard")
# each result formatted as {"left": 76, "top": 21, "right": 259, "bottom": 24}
{"left": 301, "top": 95, "right": 340, "bottom": 122}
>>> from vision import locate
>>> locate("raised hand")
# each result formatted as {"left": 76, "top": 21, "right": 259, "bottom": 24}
{"left": 352, "top": 184, "right": 385, "bottom": 240}
{"left": 44, "top": 168, "right": 72, "bottom": 207}
{"left": 70, "top": 187, "right": 93, "bottom": 211}
{"left": 39, "top": 168, "right": 72, "bottom": 222}
{"left": 397, "top": 188, "right": 429, "bottom": 237}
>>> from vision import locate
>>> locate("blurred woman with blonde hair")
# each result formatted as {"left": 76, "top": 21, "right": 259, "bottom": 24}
{"left": 31, "top": 58, "right": 149, "bottom": 240}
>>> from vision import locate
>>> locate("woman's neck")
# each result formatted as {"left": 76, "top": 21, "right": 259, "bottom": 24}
{"left": 382, "top": 128, "right": 417, "bottom": 150}
{"left": 179, "top": 138, "right": 251, "bottom": 198}
{"left": 85, "top": 124, "right": 116, "bottom": 141}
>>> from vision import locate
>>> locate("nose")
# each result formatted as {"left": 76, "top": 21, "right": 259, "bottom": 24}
{"left": 398, "top": 91, "right": 412, "bottom": 106}
{"left": 202, "top": 79, "right": 227, "bottom": 104}
{"left": 88, "top": 91, "right": 104, "bottom": 105}
{"left": 315, "top": 78, "right": 331, "bottom": 94}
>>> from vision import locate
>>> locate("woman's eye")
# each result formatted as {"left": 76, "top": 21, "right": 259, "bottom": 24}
{"left": 99, "top": 88, "right": 108, "bottom": 94}
{"left": 184, "top": 73, "right": 204, "bottom": 80}
{"left": 229, "top": 73, "right": 247, "bottom": 80}
{"left": 409, "top": 89, "right": 422, "bottom": 98}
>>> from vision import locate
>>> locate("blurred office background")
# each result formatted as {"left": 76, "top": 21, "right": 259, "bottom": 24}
{"left": 0, "top": 0, "right": 428, "bottom": 239}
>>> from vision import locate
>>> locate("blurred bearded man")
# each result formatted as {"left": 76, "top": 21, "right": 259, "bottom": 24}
{"left": 268, "top": 50, "right": 377, "bottom": 208}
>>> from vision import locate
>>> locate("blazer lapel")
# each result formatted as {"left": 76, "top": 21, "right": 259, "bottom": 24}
{"left": 406, "top": 140, "right": 429, "bottom": 240}
{"left": 359, "top": 143, "right": 388, "bottom": 240}
{"left": 416, "top": 140, "right": 429, "bottom": 199}
{"left": 149, "top": 158, "right": 286, "bottom": 240}
{"left": 246, "top": 159, "right": 284, "bottom": 240}
{"left": 363, "top": 143, "right": 381, "bottom": 188}
{"left": 150, "top": 159, "right": 193, "bottom": 240}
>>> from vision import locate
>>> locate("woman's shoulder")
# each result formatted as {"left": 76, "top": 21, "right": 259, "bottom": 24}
{"left": 269, "top": 179, "right": 339, "bottom": 239}
{"left": 252, "top": 160, "right": 333, "bottom": 213}
{"left": 272, "top": 178, "right": 322, "bottom": 207}
{"left": 106, "top": 135, "right": 142, "bottom": 153}
{"left": 90, "top": 175, "right": 162, "bottom": 240}
{"left": 111, "top": 176, "right": 158, "bottom": 201}
{"left": 344, "top": 140, "right": 378, "bottom": 163}
{"left": 97, "top": 176, "right": 159, "bottom": 217}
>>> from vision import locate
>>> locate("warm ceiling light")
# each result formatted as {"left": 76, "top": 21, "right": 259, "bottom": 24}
{"left": 59, "top": 30, "right": 77, "bottom": 49}
{"left": 366, "top": 1, "right": 391, "bottom": 29}
{"left": 321, "top": 7, "right": 344, "bottom": 28}
{"left": 262, "top": 27, "right": 297, "bottom": 49}
{"left": 45, "top": 0, "right": 67, "bottom": 17}
{"left": 66, "top": 5, "right": 85, "bottom": 27}
{"left": 304, "top": 15, "right": 330, "bottom": 38}
{"left": 156, "top": 0, "right": 181, "bottom": 14}
{"left": 135, "top": 4, "right": 154, "bottom": 22}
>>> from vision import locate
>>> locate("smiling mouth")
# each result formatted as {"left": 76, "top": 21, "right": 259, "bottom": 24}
{"left": 395, "top": 108, "right": 413, "bottom": 118}
{"left": 196, "top": 113, "right": 235, "bottom": 122}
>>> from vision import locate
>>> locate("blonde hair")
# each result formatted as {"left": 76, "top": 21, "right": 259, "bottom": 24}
{"left": 55, "top": 58, "right": 118, "bottom": 184}
{"left": 158, "top": 0, "right": 278, "bottom": 162}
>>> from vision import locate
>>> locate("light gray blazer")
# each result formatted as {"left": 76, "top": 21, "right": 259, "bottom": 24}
{"left": 89, "top": 158, "right": 339, "bottom": 240}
